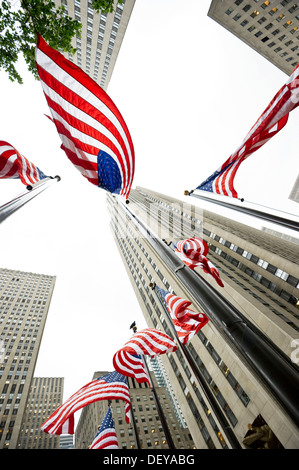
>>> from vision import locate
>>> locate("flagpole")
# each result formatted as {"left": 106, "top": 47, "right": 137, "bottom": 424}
{"left": 0, "top": 176, "right": 61, "bottom": 224}
{"left": 185, "top": 189, "right": 299, "bottom": 232}
{"left": 150, "top": 282, "right": 242, "bottom": 450}
{"left": 130, "top": 322, "right": 175, "bottom": 450}
{"left": 119, "top": 198, "right": 299, "bottom": 428}
{"left": 125, "top": 375, "right": 141, "bottom": 450}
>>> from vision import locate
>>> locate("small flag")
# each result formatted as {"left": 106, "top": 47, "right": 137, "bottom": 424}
{"left": 156, "top": 286, "right": 209, "bottom": 344}
{"left": 89, "top": 407, "right": 119, "bottom": 449}
{"left": 0, "top": 140, "right": 48, "bottom": 186}
{"left": 173, "top": 237, "right": 224, "bottom": 287}
{"left": 35, "top": 35, "right": 135, "bottom": 198}
{"left": 196, "top": 63, "right": 299, "bottom": 198}
{"left": 113, "top": 350, "right": 152, "bottom": 387}
{"left": 173, "top": 237, "right": 209, "bottom": 269}
{"left": 113, "top": 328, "right": 177, "bottom": 385}
{"left": 41, "top": 371, "right": 131, "bottom": 434}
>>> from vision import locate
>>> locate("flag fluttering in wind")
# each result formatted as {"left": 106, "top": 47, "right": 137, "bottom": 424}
{"left": 174, "top": 237, "right": 209, "bottom": 269}
{"left": 0, "top": 140, "right": 48, "bottom": 186}
{"left": 35, "top": 35, "right": 134, "bottom": 198}
{"left": 113, "top": 328, "right": 177, "bottom": 385}
{"left": 196, "top": 63, "right": 299, "bottom": 198}
{"left": 41, "top": 371, "right": 131, "bottom": 434}
{"left": 113, "top": 351, "right": 152, "bottom": 387}
{"left": 156, "top": 286, "right": 209, "bottom": 344}
{"left": 173, "top": 237, "right": 224, "bottom": 287}
{"left": 89, "top": 407, "right": 119, "bottom": 449}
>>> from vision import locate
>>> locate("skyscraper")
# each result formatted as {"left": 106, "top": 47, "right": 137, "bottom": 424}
{"left": 17, "top": 377, "right": 64, "bottom": 449}
{"left": 107, "top": 187, "right": 299, "bottom": 449}
{"left": 0, "top": 268, "right": 56, "bottom": 449}
{"left": 54, "top": 0, "right": 136, "bottom": 89}
{"left": 208, "top": 0, "right": 299, "bottom": 75}
{"left": 75, "top": 370, "right": 195, "bottom": 449}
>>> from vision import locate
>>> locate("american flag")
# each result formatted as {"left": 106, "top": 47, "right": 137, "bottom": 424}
{"left": 196, "top": 63, "right": 299, "bottom": 198}
{"left": 0, "top": 140, "right": 47, "bottom": 186}
{"left": 156, "top": 286, "right": 209, "bottom": 345}
{"left": 89, "top": 407, "right": 119, "bottom": 450}
{"left": 113, "top": 350, "right": 152, "bottom": 387}
{"left": 41, "top": 371, "right": 131, "bottom": 434}
{"left": 113, "top": 328, "right": 177, "bottom": 385}
{"left": 173, "top": 237, "right": 224, "bottom": 287}
{"left": 35, "top": 35, "right": 134, "bottom": 198}
{"left": 173, "top": 237, "right": 209, "bottom": 269}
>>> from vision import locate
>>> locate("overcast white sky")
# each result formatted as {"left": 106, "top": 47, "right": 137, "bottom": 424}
{"left": 1, "top": 0, "right": 299, "bottom": 413}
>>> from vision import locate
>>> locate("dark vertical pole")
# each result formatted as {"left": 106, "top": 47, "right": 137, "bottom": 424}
{"left": 130, "top": 322, "right": 175, "bottom": 449}
{"left": 0, "top": 176, "right": 61, "bottom": 223}
{"left": 150, "top": 283, "right": 242, "bottom": 449}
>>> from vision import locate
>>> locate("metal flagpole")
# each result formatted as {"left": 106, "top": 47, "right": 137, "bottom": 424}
{"left": 119, "top": 199, "right": 299, "bottom": 428}
{"left": 150, "top": 282, "right": 242, "bottom": 449}
{"left": 129, "top": 322, "right": 175, "bottom": 449}
{"left": 185, "top": 189, "right": 299, "bottom": 232}
{"left": 0, "top": 176, "right": 61, "bottom": 224}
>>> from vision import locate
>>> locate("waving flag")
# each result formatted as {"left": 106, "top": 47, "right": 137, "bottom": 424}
{"left": 89, "top": 407, "right": 119, "bottom": 449}
{"left": 41, "top": 371, "right": 131, "bottom": 434}
{"left": 173, "top": 237, "right": 209, "bottom": 269}
{"left": 173, "top": 237, "right": 224, "bottom": 287}
{"left": 35, "top": 35, "right": 134, "bottom": 198}
{"left": 0, "top": 141, "right": 48, "bottom": 186}
{"left": 113, "top": 351, "right": 152, "bottom": 387}
{"left": 113, "top": 328, "right": 177, "bottom": 385}
{"left": 197, "top": 63, "right": 299, "bottom": 198}
{"left": 156, "top": 286, "right": 209, "bottom": 344}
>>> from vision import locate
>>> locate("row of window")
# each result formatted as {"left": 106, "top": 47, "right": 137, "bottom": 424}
{"left": 226, "top": 0, "right": 299, "bottom": 68}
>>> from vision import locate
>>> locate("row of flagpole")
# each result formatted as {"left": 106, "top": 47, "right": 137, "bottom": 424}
{"left": 149, "top": 283, "right": 242, "bottom": 449}
{"left": 119, "top": 198, "right": 299, "bottom": 430}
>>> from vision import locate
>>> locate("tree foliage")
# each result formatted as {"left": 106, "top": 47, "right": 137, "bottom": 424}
{"left": 0, "top": 0, "right": 123, "bottom": 84}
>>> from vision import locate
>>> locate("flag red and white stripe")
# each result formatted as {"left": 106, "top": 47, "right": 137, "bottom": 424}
{"left": 160, "top": 289, "right": 209, "bottom": 344}
{"left": 197, "top": 63, "right": 299, "bottom": 198}
{"left": 174, "top": 237, "right": 209, "bottom": 269}
{"left": 41, "top": 372, "right": 131, "bottom": 434}
{"left": 89, "top": 407, "right": 119, "bottom": 449}
{"left": 35, "top": 35, "right": 134, "bottom": 198}
{"left": 113, "top": 328, "right": 177, "bottom": 386}
{"left": 113, "top": 350, "right": 152, "bottom": 386}
{"left": 174, "top": 237, "right": 224, "bottom": 287}
{"left": 0, "top": 140, "right": 47, "bottom": 185}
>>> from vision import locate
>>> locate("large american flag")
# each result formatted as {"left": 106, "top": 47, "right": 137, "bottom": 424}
{"left": 156, "top": 286, "right": 209, "bottom": 345}
{"left": 173, "top": 237, "right": 224, "bottom": 287}
{"left": 196, "top": 63, "right": 299, "bottom": 198}
{"left": 0, "top": 140, "right": 47, "bottom": 186}
{"left": 41, "top": 371, "right": 131, "bottom": 434}
{"left": 35, "top": 35, "right": 134, "bottom": 198}
{"left": 113, "top": 328, "right": 177, "bottom": 385}
{"left": 89, "top": 407, "right": 119, "bottom": 450}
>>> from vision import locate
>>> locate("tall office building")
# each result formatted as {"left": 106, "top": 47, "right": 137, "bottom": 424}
{"left": 17, "top": 377, "right": 64, "bottom": 449}
{"left": 75, "top": 370, "right": 195, "bottom": 449}
{"left": 0, "top": 268, "right": 56, "bottom": 449}
{"left": 55, "top": 0, "right": 135, "bottom": 89}
{"left": 107, "top": 187, "right": 299, "bottom": 449}
{"left": 208, "top": 0, "right": 299, "bottom": 75}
